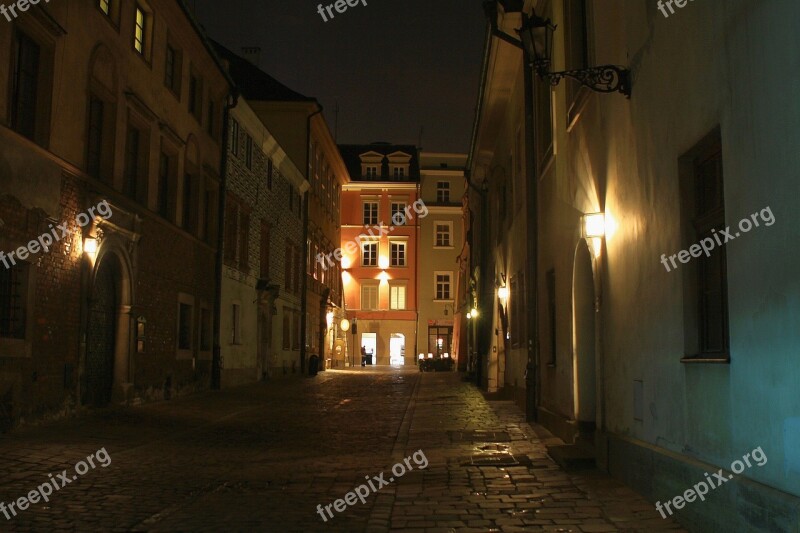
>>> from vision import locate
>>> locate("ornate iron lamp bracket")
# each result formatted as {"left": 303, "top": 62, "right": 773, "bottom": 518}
{"left": 543, "top": 65, "right": 631, "bottom": 98}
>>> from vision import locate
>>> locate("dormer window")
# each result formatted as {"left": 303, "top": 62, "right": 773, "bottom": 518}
{"left": 393, "top": 167, "right": 405, "bottom": 179}
{"left": 366, "top": 166, "right": 378, "bottom": 178}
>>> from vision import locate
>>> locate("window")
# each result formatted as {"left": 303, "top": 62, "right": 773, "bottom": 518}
{"left": 393, "top": 167, "right": 405, "bottom": 179}
{"left": 390, "top": 284, "right": 406, "bottom": 310}
{"left": 165, "top": 43, "right": 181, "bottom": 93}
{"left": 157, "top": 151, "right": 174, "bottom": 219}
{"left": 390, "top": 241, "right": 406, "bottom": 267}
{"left": 231, "top": 304, "right": 241, "bottom": 344}
{"left": 86, "top": 96, "right": 104, "bottom": 179}
{"left": 260, "top": 222, "right": 271, "bottom": 279}
{"left": 99, "top": 0, "right": 110, "bottom": 14}
{"left": 136, "top": 317, "right": 146, "bottom": 354}
{"left": 134, "top": 5, "right": 147, "bottom": 55}
{"left": 363, "top": 201, "right": 378, "bottom": 226}
{"left": 292, "top": 309, "right": 300, "bottom": 350}
{"left": 366, "top": 166, "right": 378, "bottom": 178}
{"left": 361, "top": 283, "right": 379, "bottom": 310}
{"left": 245, "top": 135, "right": 253, "bottom": 169}
{"left": 680, "top": 130, "right": 729, "bottom": 361}
{"left": 390, "top": 203, "right": 406, "bottom": 225}
{"left": 238, "top": 212, "right": 250, "bottom": 271}
{"left": 178, "top": 302, "right": 193, "bottom": 350}
{"left": 266, "top": 159, "right": 273, "bottom": 190}
{"left": 203, "top": 183, "right": 218, "bottom": 245}
{"left": 437, "top": 181, "right": 450, "bottom": 203}
{"left": 231, "top": 119, "right": 240, "bottom": 156}
{"left": 188, "top": 73, "right": 202, "bottom": 121}
{"left": 182, "top": 172, "right": 195, "bottom": 233}
{"left": 285, "top": 241, "right": 294, "bottom": 293}
{"left": 200, "top": 308, "right": 211, "bottom": 351}
{"left": 0, "top": 264, "right": 28, "bottom": 339}
{"left": 10, "top": 31, "right": 41, "bottom": 141}
{"left": 435, "top": 222, "right": 452, "bottom": 248}
{"left": 361, "top": 242, "right": 378, "bottom": 267}
{"left": 207, "top": 100, "right": 216, "bottom": 138}
{"left": 435, "top": 272, "right": 452, "bottom": 301}
{"left": 124, "top": 123, "right": 148, "bottom": 204}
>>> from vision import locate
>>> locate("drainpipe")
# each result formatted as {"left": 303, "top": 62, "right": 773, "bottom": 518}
{"left": 301, "top": 103, "right": 324, "bottom": 374}
{"left": 212, "top": 89, "right": 240, "bottom": 390}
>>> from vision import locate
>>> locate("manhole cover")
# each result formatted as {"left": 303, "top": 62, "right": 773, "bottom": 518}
{"left": 462, "top": 453, "right": 533, "bottom": 467}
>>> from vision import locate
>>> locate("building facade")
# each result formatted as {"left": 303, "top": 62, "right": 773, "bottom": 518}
{"left": 470, "top": 0, "right": 800, "bottom": 530}
{"left": 338, "top": 144, "right": 421, "bottom": 367}
{"left": 416, "top": 153, "right": 466, "bottom": 367}
{"left": 220, "top": 95, "right": 307, "bottom": 384}
{"left": 0, "top": 0, "right": 233, "bottom": 427}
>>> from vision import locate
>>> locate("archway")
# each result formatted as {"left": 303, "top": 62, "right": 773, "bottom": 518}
{"left": 572, "top": 240, "right": 597, "bottom": 438}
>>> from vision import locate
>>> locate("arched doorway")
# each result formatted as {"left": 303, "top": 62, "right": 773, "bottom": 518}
{"left": 84, "top": 255, "right": 120, "bottom": 407}
{"left": 572, "top": 240, "right": 597, "bottom": 440}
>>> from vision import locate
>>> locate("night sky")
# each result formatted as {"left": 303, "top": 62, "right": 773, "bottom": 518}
{"left": 192, "top": 0, "right": 487, "bottom": 154}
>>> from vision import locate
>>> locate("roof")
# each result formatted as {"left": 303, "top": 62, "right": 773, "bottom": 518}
{"left": 211, "top": 40, "right": 316, "bottom": 103}
{"left": 337, "top": 143, "right": 421, "bottom": 182}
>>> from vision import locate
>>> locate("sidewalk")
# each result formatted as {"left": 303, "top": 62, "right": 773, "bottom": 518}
{"left": 373, "top": 372, "right": 686, "bottom": 532}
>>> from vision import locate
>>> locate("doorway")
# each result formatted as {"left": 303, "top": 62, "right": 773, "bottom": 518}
{"left": 84, "top": 256, "right": 119, "bottom": 407}
{"left": 361, "top": 333, "right": 377, "bottom": 365}
{"left": 389, "top": 333, "right": 405, "bottom": 365}
{"left": 573, "top": 240, "right": 597, "bottom": 439}
{"left": 428, "top": 326, "right": 453, "bottom": 357}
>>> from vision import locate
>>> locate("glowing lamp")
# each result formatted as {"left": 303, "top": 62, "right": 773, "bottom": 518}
{"left": 340, "top": 319, "right": 350, "bottom": 332}
{"left": 83, "top": 237, "right": 98, "bottom": 255}
{"left": 582, "top": 212, "right": 606, "bottom": 239}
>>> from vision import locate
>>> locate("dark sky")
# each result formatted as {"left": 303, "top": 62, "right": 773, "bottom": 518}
{"left": 192, "top": 0, "right": 487, "bottom": 154}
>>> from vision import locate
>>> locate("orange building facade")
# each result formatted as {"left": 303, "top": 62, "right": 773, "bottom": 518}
{"left": 336, "top": 144, "right": 422, "bottom": 366}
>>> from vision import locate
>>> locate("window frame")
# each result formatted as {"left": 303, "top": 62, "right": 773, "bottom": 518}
{"left": 362, "top": 200, "right": 379, "bottom": 226}
{"left": 361, "top": 282, "right": 379, "bottom": 310}
{"left": 434, "top": 271, "right": 453, "bottom": 302}
{"left": 361, "top": 241, "right": 378, "bottom": 267}
{"left": 434, "top": 221, "right": 454, "bottom": 248}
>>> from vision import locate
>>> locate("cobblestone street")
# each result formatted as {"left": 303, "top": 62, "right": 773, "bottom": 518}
{"left": 0, "top": 369, "right": 686, "bottom": 532}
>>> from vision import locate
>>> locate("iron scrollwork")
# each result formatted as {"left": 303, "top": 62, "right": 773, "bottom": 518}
{"left": 545, "top": 65, "right": 631, "bottom": 98}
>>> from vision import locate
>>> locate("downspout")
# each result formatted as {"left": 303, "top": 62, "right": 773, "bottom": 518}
{"left": 301, "top": 103, "right": 324, "bottom": 374}
{"left": 212, "top": 89, "right": 240, "bottom": 390}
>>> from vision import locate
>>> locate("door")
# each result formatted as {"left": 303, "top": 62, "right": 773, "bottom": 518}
{"left": 389, "top": 333, "right": 405, "bottom": 365}
{"left": 84, "top": 258, "right": 118, "bottom": 407}
{"left": 361, "top": 333, "right": 377, "bottom": 365}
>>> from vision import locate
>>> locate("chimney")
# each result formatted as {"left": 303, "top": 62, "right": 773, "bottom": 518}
{"left": 240, "top": 46, "right": 262, "bottom": 67}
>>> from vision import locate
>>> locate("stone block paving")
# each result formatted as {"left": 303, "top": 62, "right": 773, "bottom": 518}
{"left": 0, "top": 368, "right": 686, "bottom": 532}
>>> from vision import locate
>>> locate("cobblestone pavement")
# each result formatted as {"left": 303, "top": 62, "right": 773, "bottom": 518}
{"left": 0, "top": 368, "right": 686, "bottom": 532}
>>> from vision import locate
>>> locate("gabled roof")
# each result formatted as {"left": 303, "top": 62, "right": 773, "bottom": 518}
{"left": 211, "top": 40, "right": 316, "bottom": 103}
{"left": 338, "top": 143, "right": 420, "bottom": 182}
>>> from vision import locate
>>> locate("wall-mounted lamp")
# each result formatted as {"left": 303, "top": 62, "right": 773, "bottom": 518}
{"left": 497, "top": 285, "right": 509, "bottom": 302}
{"left": 326, "top": 312, "right": 335, "bottom": 328}
{"left": 340, "top": 318, "right": 351, "bottom": 332}
{"left": 83, "top": 237, "right": 98, "bottom": 255}
{"left": 582, "top": 213, "right": 606, "bottom": 239}
{"left": 471, "top": 307, "right": 479, "bottom": 319}
{"left": 378, "top": 256, "right": 390, "bottom": 270}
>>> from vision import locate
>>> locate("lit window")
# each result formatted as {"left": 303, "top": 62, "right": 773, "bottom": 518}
{"left": 361, "top": 242, "right": 378, "bottom": 267}
{"left": 361, "top": 284, "right": 379, "bottom": 310}
{"left": 363, "top": 201, "right": 378, "bottom": 226}
{"left": 99, "top": 0, "right": 110, "bottom": 15}
{"left": 435, "top": 273, "right": 452, "bottom": 301}
{"left": 390, "top": 285, "right": 406, "bottom": 310}
{"left": 437, "top": 181, "right": 450, "bottom": 203}
{"left": 435, "top": 222, "right": 452, "bottom": 247}
{"left": 134, "top": 6, "right": 146, "bottom": 55}
{"left": 390, "top": 242, "right": 406, "bottom": 267}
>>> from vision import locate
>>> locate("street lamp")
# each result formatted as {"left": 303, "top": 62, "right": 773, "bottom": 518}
{"left": 517, "top": 10, "right": 631, "bottom": 97}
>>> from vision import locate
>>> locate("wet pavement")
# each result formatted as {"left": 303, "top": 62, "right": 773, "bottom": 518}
{"left": 0, "top": 367, "right": 686, "bottom": 532}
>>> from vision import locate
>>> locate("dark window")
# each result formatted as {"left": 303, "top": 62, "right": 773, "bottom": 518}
{"left": 124, "top": 125, "right": 147, "bottom": 203}
{"left": 188, "top": 73, "right": 202, "bottom": 120}
{"left": 282, "top": 313, "right": 290, "bottom": 350}
{"left": 260, "top": 222, "right": 271, "bottom": 279}
{"left": 231, "top": 120, "right": 240, "bottom": 156}
{"left": 10, "top": 31, "right": 40, "bottom": 140}
{"left": 266, "top": 159, "right": 273, "bottom": 190}
{"left": 0, "top": 264, "right": 28, "bottom": 339}
{"left": 238, "top": 212, "right": 250, "bottom": 272}
{"left": 437, "top": 181, "right": 450, "bottom": 203}
{"left": 178, "top": 302, "right": 192, "bottom": 350}
{"left": 224, "top": 196, "right": 238, "bottom": 266}
{"left": 164, "top": 44, "right": 181, "bottom": 93}
{"left": 436, "top": 273, "right": 451, "bottom": 300}
{"left": 681, "top": 132, "right": 729, "bottom": 360}
{"left": 245, "top": 135, "right": 253, "bottom": 169}
{"left": 157, "top": 152, "right": 173, "bottom": 219}
{"left": 183, "top": 173, "right": 195, "bottom": 233}
{"left": 390, "top": 242, "right": 406, "bottom": 267}
{"left": 361, "top": 242, "right": 377, "bottom": 267}
{"left": 86, "top": 96, "right": 104, "bottom": 179}
{"left": 284, "top": 242, "right": 293, "bottom": 293}
{"left": 207, "top": 100, "right": 215, "bottom": 138}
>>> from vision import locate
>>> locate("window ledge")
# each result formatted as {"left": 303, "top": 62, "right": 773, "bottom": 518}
{"left": 681, "top": 354, "right": 730, "bottom": 364}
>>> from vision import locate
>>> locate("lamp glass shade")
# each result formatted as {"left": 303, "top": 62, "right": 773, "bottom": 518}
{"left": 83, "top": 237, "right": 98, "bottom": 255}
{"left": 497, "top": 286, "right": 510, "bottom": 301}
{"left": 583, "top": 213, "right": 606, "bottom": 239}
{"left": 340, "top": 318, "right": 350, "bottom": 332}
